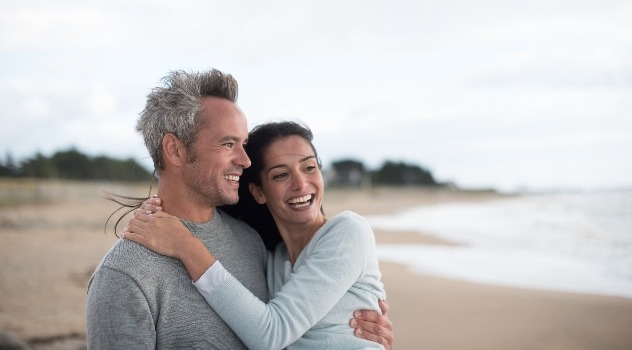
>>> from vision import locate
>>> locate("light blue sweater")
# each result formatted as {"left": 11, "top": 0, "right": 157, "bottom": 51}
{"left": 195, "top": 211, "right": 386, "bottom": 350}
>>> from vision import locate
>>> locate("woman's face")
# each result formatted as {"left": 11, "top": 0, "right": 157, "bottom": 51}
{"left": 250, "top": 135, "right": 324, "bottom": 230}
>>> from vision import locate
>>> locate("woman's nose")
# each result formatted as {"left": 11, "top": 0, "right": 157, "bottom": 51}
{"left": 292, "top": 173, "right": 308, "bottom": 190}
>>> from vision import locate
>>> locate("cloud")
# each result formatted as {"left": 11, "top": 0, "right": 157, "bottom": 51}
{"left": 1, "top": 0, "right": 631, "bottom": 190}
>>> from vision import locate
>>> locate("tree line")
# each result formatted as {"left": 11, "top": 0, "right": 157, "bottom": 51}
{"left": 328, "top": 158, "right": 441, "bottom": 187}
{"left": 0, "top": 148, "right": 151, "bottom": 182}
{"left": 0, "top": 149, "right": 442, "bottom": 187}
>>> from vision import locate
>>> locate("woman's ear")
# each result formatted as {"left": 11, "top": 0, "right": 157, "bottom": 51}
{"left": 162, "top": 133, "right": 187, "bottom": 167}
{"left": 249, "top": 183, "right": 266, "bottom": 204}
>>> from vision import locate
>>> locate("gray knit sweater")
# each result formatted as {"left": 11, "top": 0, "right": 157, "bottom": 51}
{"left": 86, "top": 209, "right": 269, "bottom": 349}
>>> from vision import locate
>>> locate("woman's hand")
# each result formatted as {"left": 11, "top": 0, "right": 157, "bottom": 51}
{"left": 122, "top": 208, "right": 193, "bottom": 260}
{"left": 139, "top": 196, "right": 163, "bottom": 214}
{"left": 122, "top": 196, "right": 216, "bottom": 281}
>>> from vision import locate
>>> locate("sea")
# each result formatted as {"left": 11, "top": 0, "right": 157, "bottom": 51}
{"left": 367, "top": 190, "right": 632, "bottom": 299}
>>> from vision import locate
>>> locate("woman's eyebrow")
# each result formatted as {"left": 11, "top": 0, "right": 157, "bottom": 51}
{"left": 265, "top": 155, "right": 316, "bottom": 173}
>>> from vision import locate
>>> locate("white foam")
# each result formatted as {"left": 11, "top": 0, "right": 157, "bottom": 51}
{"left": 368, "top": 191, "right": 632, "bottom": 298}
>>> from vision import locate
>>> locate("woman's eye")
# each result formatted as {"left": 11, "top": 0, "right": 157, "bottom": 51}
{"left": 305, "top": 165, "right": 317, "bottom": 172}
{"left": 272, "top": 173, "right": 288, "bottom": 180}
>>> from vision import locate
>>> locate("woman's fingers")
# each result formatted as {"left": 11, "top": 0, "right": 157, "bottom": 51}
{"left": 133, "top": 209, "right": 153, "bottom": 221}
{"left": 133, "top": 206, "right": 169, "bottom": 222}
{"left": 121, "top": 229, "right": 146, "bottom": 245}
{"left": 128, "top": 211, "right": 172, "bottom": 234}
{"left": 140, "top": 197, "right": 162, "bottom": 213}
{"left": 127, "top": 218, "right": 145, "bottom": 233}
{"left": 378, "top": 299, "right": 390, "bottom": 316}
{"left": 129, "top": 214, "right": 147, "bottom": 227}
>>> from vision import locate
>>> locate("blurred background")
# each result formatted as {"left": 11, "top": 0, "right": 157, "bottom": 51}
{"left": 1, "top": 1, "right": 632, "bottom": 349}
{"left": 1, "top": 0, "right": 631, "bottom": 192}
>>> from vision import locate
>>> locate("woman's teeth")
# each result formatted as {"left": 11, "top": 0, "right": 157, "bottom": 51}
{"left": 288, "top": 194, "right": 313, "bottom": 208}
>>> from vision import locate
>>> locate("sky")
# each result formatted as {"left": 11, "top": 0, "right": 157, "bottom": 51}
{"left": 1, "top": 0, "right": 631, "bottom": 192}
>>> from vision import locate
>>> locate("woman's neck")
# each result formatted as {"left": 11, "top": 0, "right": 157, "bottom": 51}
{"left": 278, "top": 215, "right": 327, "bottom": 265}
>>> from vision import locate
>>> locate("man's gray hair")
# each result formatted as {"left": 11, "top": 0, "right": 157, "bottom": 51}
{"left": 136, "top": 69, "right": 238, "bottom": 171}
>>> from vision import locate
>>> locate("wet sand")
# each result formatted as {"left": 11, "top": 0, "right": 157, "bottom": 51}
{"left": 1, "top": 180, "right": 631, "bottom": 349}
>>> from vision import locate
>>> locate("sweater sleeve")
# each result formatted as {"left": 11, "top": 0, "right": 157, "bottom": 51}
{"left": 195, "top": 213, "right": 375, "bottom": 350}
{"left": 86, "top": 267, "right": 156, "bottom": 349}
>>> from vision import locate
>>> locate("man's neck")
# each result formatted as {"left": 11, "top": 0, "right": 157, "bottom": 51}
{"left": 156, "top": 179, "right": 215, "bottom": 223}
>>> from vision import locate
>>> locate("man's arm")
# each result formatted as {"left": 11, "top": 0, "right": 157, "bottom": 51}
{"left": 86, "top": 267, "right": 156, "bottom": 349}
{"left": 351, "top": 299, "right": 394, "bottom": 350}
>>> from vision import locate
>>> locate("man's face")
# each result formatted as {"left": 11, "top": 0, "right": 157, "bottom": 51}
{"left": 182, "top": 96, "right": 251, "bottom": 208}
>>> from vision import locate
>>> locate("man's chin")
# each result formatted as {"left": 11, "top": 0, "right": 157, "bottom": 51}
{"left": 222, "top": 195, "right": 240, "bottom": 206}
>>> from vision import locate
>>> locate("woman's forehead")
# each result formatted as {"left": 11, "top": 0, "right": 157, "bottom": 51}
{"left": 263, "top": 136, "right": 315, "bottom": 163}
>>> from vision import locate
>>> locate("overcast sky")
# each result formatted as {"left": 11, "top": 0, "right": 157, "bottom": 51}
{"left": 1, "top": 0, "right": 631, "bottom": 191}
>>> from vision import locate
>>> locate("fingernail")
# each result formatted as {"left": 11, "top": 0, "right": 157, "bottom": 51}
{"left": 354, "top": 311, "right": 361, "bottom": 318}
{"left": 350, "top": 319, "right": 357, "bottom": 327}
{"left": 355, "top": 329, "right": 362, "bottom": 336}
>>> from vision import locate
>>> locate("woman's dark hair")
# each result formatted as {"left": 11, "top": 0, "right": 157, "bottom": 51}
{"left": 220, "top": 120, "right": 322, "bottom": 250}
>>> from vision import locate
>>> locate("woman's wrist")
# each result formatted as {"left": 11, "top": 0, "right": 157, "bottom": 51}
{"left": 179, "top": 236, "right": 217, "bottom": 282}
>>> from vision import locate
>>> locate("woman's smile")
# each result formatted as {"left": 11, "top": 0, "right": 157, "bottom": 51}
{"left": 288, "top": 194, "right": 314, "bottom": 209}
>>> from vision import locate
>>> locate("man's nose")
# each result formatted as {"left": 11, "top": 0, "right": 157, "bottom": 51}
{"left": 237, "top": 146, "right": 251, "bottom": 168}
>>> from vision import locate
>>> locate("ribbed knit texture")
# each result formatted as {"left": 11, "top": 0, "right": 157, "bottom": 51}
{"left": 198, "top": 211, "right": 386, "bottom": 350}
{"left": 86, "top": 209, "right": 268, "bottom": 349}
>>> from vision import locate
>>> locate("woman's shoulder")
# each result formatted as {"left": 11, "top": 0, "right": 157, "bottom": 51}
{"left": 298, "top": 211, "right": 377, "bottom": 268}
{"left": 316, "top": 211, "right": 374, "bottom": 244}
{"left": 327, "top": 211, "right": 371, "bottom": 231}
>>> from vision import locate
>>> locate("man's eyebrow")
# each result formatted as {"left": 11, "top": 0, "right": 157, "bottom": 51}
{"left": 218, "top": 135, "right": 243, "bottom": 143}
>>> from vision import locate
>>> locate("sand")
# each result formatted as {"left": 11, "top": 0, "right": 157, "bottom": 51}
{"left": 1, "top": 180, "right": 631, "bottom": 349}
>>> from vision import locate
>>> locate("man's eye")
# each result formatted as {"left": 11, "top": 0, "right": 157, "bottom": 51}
{"left": 223, "top": 143, "right": 234, "bottom": 148}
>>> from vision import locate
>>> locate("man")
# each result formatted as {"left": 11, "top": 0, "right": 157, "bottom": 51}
{"left": 87, "top": 69, "right": 392, "bottom": 349}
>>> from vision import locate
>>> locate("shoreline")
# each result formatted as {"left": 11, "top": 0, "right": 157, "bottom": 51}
{"left": 326, "top": 187, "right": 632, "bottom": 349}
{"left": 1, "top": 181, "right": 631, "bottom": 349}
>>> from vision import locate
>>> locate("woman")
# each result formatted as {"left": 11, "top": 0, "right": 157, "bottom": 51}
{"left": 124, "top": 121, "right": 388, "bottom": 349}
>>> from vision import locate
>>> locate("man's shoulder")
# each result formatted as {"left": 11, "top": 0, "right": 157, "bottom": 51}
{"left": 89, "top": 238, "right": 184, "bottom": 295}
{"left": 96, "top": 238, "right": 172, "bottom": 275}
{"left": 216, "top": 209, "right": 259, "bottom": 235}
{"left": 214, "top": 210, "right": 266, "bottom": 257}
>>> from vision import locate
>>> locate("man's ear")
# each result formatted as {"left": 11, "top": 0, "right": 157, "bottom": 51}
{"left": 249, "top": 183, "right": 266, "bottom": 204}
{"left": 162, "top": 133, "right": 187, "bottom": 167}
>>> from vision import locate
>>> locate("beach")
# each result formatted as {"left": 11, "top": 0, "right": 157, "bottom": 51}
{"left": 1, "top": 180, "right": 631, "bottom": 349}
